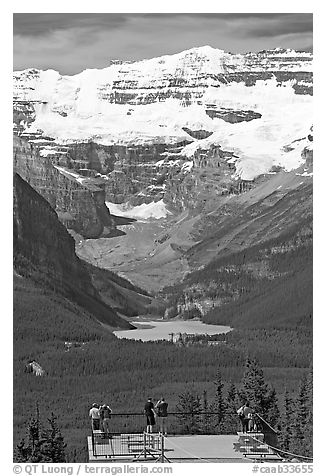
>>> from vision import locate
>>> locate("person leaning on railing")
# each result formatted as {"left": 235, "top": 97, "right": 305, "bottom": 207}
{"left": 155, "top": 397, "right": 168, "bottom": 435}
{"left": 99, "top": 403, "right": 112, "bottom": 436}
{"left": 237, "top": 402, "right": 254, "bottom": 433}
{"left": 144, "top": 397, "right": 156, "bottom": 433}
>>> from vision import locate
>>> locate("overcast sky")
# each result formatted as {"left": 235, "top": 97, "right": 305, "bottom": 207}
{"left": 13, "top": 13, "right": 313, "bottom": 75}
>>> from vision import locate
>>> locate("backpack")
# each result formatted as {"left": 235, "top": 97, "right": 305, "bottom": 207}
{"left": 101, "top": 406, "right": 112, "bottom": 419}
{"left": 156, "top": 402, "right": 168, "bottom": 417}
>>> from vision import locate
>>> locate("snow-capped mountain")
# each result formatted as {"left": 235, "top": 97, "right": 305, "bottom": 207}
{"left": 13, "top": 46, "right": 313, "bottom": 238}
{"left": 13, "top": 45, "right": 312, "bottom": 179}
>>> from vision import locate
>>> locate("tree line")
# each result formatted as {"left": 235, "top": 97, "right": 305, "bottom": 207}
{"left": 15, "top": 358, "right": 312, "bottom": 462}
{"left": 175, "top": 358, "right": 312, "bottom": 458}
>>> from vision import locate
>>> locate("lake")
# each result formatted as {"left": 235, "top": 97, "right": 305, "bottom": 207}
{"left": 113, "top": 319, "right": 232, "bottom": 342}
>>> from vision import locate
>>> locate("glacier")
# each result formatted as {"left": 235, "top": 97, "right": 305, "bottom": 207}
{"left": 13, "top": 45, "right": 313, "bottom": 180}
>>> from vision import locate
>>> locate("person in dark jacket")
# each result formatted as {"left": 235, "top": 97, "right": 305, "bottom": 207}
{"left": 155, "top": 397, "right": 168, "bottom": 435}
{"left": 144, "top": 397, "right": 156, "bottom": 433}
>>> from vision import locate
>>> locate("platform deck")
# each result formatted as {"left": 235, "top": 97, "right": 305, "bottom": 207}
{"left": 88, "top": 434, "right": 248, "bottom": 463}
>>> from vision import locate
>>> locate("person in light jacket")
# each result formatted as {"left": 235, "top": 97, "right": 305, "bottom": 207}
{"left": 237, "top": 402, "right": 254, "bottom": 433}
{"left": 89, "top": 403, "right": 100, "bottom": 431}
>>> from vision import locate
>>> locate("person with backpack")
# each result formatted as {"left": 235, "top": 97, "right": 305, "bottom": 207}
{"left": 99, "top": 403, "right": 112, "bottom": 436}
{"left": 237, "top": 402, "right": 254, "bottom": 433}
{"left": 155, "top": 397, "right": 168, "bottom": 435}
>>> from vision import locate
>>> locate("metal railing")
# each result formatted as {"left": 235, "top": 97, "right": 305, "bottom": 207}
{"left": 91, "top": 431, "right": 169, "bottom": 461}
{"left": 89, "top": 412, "right": 297, "bottom": 462}
{"left": 234, "top": 432, "right": 278, "bottom": 460}
{"left": 96, "top": 411, "right": 235, "bottom": 435}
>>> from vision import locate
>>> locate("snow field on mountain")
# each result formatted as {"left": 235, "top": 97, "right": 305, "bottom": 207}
{"left": 182, "top": 80, "right": 312, "bottom": 179}
{"left": 28, "top": 82, "right": 312, "bottom": 179}
{"left": 14, "top": 46, "right": 312, "bottom": 180}
{"left": 106, "top": 199, "right": 171, "bottom": 220}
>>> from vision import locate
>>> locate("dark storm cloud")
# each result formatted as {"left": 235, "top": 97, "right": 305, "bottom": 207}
{"left": 14, "top": 13, "right": 313, "bottom": 38}
{"left": 13, "top": 13, "right": 129, "bottom": 36}
{"left": 13, "top": 13, "right": 313, "bottom": 74}
{"left": 136, "top": 13, "right": 298, "bottom": 20}
{"left": 243, "top": 14, "right": 313, "bottom": 38}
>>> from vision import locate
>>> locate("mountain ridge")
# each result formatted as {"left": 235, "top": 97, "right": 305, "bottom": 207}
{"left": 13, "top": 172, "right": 153, "bottom": 329}
{"left": 13, "top": 44, "right": 313, "bottom": 329}
{"left": 13, "top": 44, "right": 313, "bottom": 237}
{"left": 14, "top": 45, "right": 312, "bottom": 75}
{"left": 13, "top": 44, "right": 312, "bottom": 184}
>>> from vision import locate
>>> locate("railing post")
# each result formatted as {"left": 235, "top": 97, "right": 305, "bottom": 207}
{"left": 92, "top": 431, "right": 96, "bottom": 457}
{"left": 160, "top": 432, "right": 164, "bottom": 462}
{"left": 143, "top": 431, "right": 147, "bottom": 459}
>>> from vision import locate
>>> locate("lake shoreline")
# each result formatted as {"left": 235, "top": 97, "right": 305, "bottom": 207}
{"left": 114, "top": 318, "right": 232, "bottom": 342}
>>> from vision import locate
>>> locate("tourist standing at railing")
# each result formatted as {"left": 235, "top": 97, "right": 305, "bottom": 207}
{"left": 247, "top": 411, "right": 255, "bottom": 432}
{"left": 251, "top": 413, "right": 259, "bottom": 432}
{"left": 89, "top": 403, "right": 101, "bottom": 431}
{"left": 144, "top": 397, "right": 156, "bottom": 433}
{"left": 237, "top": 402, "right": 254, "bottom": 433}
{"left": 155, "top": 397, "right": 168, "bottom": 435}
{"left": 99, "top": 403, "right": 112, "bottom": 436}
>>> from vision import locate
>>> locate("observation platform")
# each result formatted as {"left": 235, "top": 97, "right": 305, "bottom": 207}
{"left": 87, "top": 412, "right": 285, "bottom": 463}
{"left": 87, "top": 432, "right": 249, "bottom": 463}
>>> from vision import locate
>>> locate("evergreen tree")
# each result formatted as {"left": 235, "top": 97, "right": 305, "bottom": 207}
{"left": 227, "top": 382, "right": 237, "bottom": 403}
{"left": 202, "top": 390, "right": 211, "bottom": 434}
{"left": 41, "top": 413, "right": 66, "bottom": 462}
{"left": 223, "top": 382, "right": 240, "bottom": 434}
{"left": 176, "top": 387, "right": 202, "bottom": 434}
{"left": 238, "top": 358, "right": 272, "bottom": 419}
{"left": 15, "top": 409, "right": 66, "bottom": 463}
{"left": 267, "top": 387, "right": 280, "bottom": 430}
{"left": 15, "top": 405, "right": 45, "bottom": 462}
{"left": 209, "top": 370, "right": 226, "bottom": 433}
{"left": 279, "top": 390, "right": 294, "bottom": 451}
{"left": 291, "top": 371, "right": 313, "bottom": 457}
{"left": 304, "top": 367, "right": 313, "bottom": 457}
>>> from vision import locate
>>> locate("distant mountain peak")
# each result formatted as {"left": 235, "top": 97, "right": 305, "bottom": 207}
{"left": 13, "top": 44, "right": 312, "bottom": 182}
{"left": 182, "top": 45, "right": 225, "bottom": 54}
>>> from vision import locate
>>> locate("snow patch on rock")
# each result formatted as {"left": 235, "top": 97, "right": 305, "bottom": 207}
{"left": 106, "top": 199, "right": 171, "bottom": 220}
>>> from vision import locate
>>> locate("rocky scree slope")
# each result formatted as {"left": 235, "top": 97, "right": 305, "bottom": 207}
{"left": 186, "top": 172, "right": 313, "bottom": 267}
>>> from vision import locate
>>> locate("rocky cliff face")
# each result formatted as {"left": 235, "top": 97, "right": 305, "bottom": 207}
{"left": 13, "top": 135, "right": 115, "bottom": 238}
{"left": 163, "top": 143, "right": 254, "bottom": 212}
{"left": 13, "top": 172, "right": 133, "bottom": 329}
{"left": 13, "top": 46, "right": 313, "bottom": 214}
